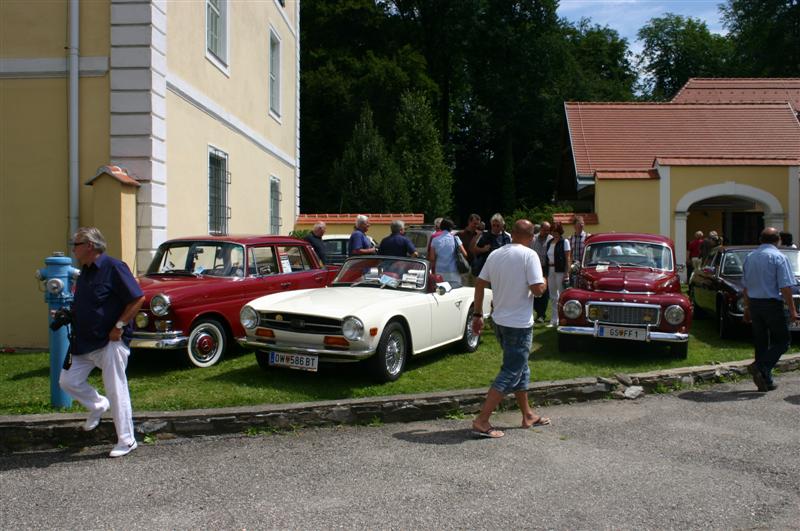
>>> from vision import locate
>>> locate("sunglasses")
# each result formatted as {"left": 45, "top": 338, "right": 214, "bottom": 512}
{"left": 72, "top": 241, "right": 88, "bottom": 247}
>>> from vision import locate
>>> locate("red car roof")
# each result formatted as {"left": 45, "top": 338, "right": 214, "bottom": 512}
{"left": 160, "top": 234, "right": 305, "bottom": 246}
{"left": 585, "top": 233, "right": 674, "bottom": 246}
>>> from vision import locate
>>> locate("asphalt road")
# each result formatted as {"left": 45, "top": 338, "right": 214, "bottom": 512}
{"left": 2, "top": 373, "right": 799, "bottom": 530}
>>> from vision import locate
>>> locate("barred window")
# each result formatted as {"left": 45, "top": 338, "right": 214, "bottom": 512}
{"left": 206, "top": 0, "right": 227, "bottom": 64}
{"left": 269, "top": 30, "right": 281, "bottom": 117}
{"left": 270, "top": 176, "right": 281, "bottom": 235}
{"left": 209, "top": 148, "right": 230, "bottom": 235}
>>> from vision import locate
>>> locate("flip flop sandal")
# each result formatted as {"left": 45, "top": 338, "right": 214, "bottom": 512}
{"left": 473, "top": 426, "right": 505, "bottom": 438}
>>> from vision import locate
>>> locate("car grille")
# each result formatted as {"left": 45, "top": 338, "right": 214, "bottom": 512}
{"left": 257, "top": 312, "right": 342, "bottom": 335}
{"left": 585, "top": 302, "right": 661, "bottom": 326}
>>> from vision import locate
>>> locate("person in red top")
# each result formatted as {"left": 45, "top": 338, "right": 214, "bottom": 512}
{"left": 687, "top": 230, "right": 704, "bottom": 281}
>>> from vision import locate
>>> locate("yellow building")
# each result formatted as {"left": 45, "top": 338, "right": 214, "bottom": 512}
{"left": 560, "top": 79, "right": 800, "bottom": 280}
{"left": 1, "top": 0, "right": 300, "bottom": 348}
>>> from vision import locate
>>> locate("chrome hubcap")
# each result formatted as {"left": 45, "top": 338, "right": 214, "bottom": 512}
{"left": 384, "top": 331, "right": 405, "bottom": 376}
{"left": 190, "top": 326, "right": 222, "bottom": 363}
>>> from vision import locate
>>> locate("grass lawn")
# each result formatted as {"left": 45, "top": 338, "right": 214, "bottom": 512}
{"left": 0, "top": 318, "right": 755, "bottom": 415}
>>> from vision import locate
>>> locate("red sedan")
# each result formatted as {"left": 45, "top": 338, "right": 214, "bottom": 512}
{"left": 131, "top": 235, "right": 337, "bottom": 367}
{"left": 557, "top": 233, "right": 693, "bottom": 358}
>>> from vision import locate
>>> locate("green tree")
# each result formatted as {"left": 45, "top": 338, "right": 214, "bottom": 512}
{"left": 722, "top": 0, "right": 800, "bottom": 76}
{"left": 393, "top": 91, "right": 453, "bottom": 221}
{"left": 300, "top": 0, "right": 436, "bottom": 213}
{"left": 637, "top": 13, "right": 733, "bottom": 100}
{"left": 562, "top": 20, "right": 637, "bottom": 102}
{"left": 332, "top": 106, "right": 410, "bottom": 213}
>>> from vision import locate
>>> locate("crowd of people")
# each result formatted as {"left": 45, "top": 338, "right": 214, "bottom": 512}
{"left": 686, "top": 228, "right": 797, "bottom": 281}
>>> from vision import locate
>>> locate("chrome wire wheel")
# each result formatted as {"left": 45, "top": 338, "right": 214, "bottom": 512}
{"left": 370, "top": 321, "right": 407, "bottom": 382}
{"left": 187, "top": 319, "right": 226, "bottom": 368}
{"left": 384, "top": 328, "right": 406, "bottom": 377}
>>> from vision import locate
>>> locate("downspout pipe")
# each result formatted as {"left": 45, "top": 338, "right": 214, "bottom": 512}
{"left": 68, "top": 0, "right": 79, "bottom": 240}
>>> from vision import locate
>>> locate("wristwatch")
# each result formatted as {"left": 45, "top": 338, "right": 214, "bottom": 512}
{"left": 115, "top": 320, "right": 125, "bottom": 330}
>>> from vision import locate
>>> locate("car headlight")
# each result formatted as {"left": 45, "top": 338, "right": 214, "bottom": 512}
{"left": 342, "top": 316, "right": 364, "bottom": 341}
{"left": 664, "top": 305, "right": 685, "bottom": 325}
{"left": 735, "top": 297, "right": 745, "bottom": 313}
{"left": 562, "top": 300, "right": 582, "bottom": 320}
{"left": 150, "top": 294, "right": 171, "bottom": 317}
{"left": 240, "top": 306, "right": 259, "bottom": 330}
{"left": 135, "top": 312, "right": 149, "bottom": 329}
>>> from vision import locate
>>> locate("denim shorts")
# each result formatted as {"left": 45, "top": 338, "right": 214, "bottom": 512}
{"left": 491, "top": 323, "right": 533, "bottom": 394}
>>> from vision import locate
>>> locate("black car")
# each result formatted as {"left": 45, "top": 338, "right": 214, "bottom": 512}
{"left": 689, "top": 245, "right": 800, "bottom": 338}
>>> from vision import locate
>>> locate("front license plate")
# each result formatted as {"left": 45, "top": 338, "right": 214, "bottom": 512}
{"left": 269, "top": 352, "right": 318, "bottom": 372}
{"left": 598, "top": 325, "right": 647, "bottom": 341}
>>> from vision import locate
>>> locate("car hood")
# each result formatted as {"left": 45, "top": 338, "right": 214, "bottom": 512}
{"left": 138, "top": 274, "right": 239, "bottom": 300}
{"left": 582, "top": 268, "right": 675, "bottom": 293}
{"left": 246, "top": 286, "right": 425, "bottom": 319}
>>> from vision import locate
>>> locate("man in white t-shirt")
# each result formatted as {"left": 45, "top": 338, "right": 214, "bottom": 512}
{"left": 470, "top": 219, "right": 549, "bottom": 438}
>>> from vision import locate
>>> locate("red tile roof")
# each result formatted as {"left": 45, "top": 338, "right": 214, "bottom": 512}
{"left": 553, "top": 212, "right": 599, "bottom": 225}
{"left": 296, "top": 213, "right": 425, "bottom": 225}
{"left": 672, "top": 78, "right": 800, "bottom": 111}
{"left": 595, "top": 169, "right": 659, "bottom": 180}
{"left": 564, "top": 102, "right": 800, "bottom": 177}
{"left": 85, "top": 165, "right": 141, "bottom": 187}
{"left": 655, "top": 157, "right": 800, "bottom": 166}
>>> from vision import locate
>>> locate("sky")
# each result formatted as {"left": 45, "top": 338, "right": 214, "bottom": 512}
{"left": 556, "top": 0, "right": 726, "bottom": 55}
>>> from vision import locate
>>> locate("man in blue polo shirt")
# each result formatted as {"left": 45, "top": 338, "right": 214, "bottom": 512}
{"left": 743, "top": 227, "right": 798, "bottom": 392}
{"left": 59, "top": 227, "right": 145, "bottom": 457}
{"left": 348, "top": 215, "right": 377, "bottom": 256}
{"left": 378, "top": 220, "right": 418, "bottom": 257}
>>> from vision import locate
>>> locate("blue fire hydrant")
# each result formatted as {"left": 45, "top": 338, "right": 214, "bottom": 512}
{"left": 36, "top": 253, "right": 80, "bottom": 408}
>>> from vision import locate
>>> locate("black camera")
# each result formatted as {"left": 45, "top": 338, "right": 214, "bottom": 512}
{"left": 50, "top": 307, "right": 74, "bottom": 331}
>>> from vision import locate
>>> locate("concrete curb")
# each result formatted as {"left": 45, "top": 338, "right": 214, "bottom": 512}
{"left": 2, "top": 354, "right": 799, "bottom": 453}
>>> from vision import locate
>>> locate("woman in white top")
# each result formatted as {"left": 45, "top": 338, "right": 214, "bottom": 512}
{"left": 544, "top": 222, "right": 571, "bottom": 327}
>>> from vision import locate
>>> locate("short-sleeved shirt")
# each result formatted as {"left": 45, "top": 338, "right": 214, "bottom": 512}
{"left": 743, "top": 243, "right": 796, "bottom": 300}
{"left": 348, "top": 229, "right": 373, "bottom": 256}
{"left": 687, "top": 238, "right": 703, "bottom": 259}
{"left": 304, "top": 232, "right": 327, "bottom": 264}
{"left": 73, "top": 253, "right": 143, "bottom": 354}
{"left": 431, "top": 232, "right": 463, "bottom": 274}
{"left": 479, "top": 243, "right": 544, "bottom": 328}
{"left": 378, "top": 233, "right": 416, "bottom": 257}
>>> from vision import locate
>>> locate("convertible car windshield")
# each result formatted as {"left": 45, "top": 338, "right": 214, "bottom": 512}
{"left": 584, "top": 241, "right": 673, "bottom": 270}
{"left": 147, "top": 241, "right": 246, "bottom": 277}
{"left": 332, "top": 257, "right": 429, "bottom": 290}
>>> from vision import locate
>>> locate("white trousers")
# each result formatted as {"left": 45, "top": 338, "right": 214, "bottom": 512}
{"left": 59, "top": 341, "right": 134, "bottom": 445}
{"left": 548, "top": 271, "right": 564, "bottom": 326}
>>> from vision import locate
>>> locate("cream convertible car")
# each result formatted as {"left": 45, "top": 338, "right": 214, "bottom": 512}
{"left": 237, "top": 256, "right": 492, "bottom": 382}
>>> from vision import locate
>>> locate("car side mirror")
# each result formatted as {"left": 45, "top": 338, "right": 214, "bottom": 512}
{"left": 436, "top": 282, "right": 453, "bottom": 296}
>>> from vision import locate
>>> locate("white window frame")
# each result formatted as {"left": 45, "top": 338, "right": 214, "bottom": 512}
{"left": 206, "top": 0, "right": 230, "bottom": 77}
{"left": 268, "top": 27, "right": 281, "bottom": 121}
{"left": 208, "top": 146, "right": 231, "bottom": 235}
{"left": 269, "top": 176, "right": 282, "bottom": 235}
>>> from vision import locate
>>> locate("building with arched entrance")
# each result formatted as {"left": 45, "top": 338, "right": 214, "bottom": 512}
{"left": 559, "top": 79, "right": 800, "bottom": 280}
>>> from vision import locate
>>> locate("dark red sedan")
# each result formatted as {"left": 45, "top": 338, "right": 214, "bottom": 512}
{"left": 557, "top": 233, "right": 693, "bottom": 358}
{"left": 131, "top": 235, "right": 337, "bottom": 367}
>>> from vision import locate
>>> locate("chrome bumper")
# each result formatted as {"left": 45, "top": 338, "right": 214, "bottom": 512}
{"left": 130, "top": 331, "right": 188, "bottom": 349}
{"left": 236, "top": 337, "right": 375, "bottom": 361}
{"left": 557, "top": 325, "right": 688, "bottom": 343}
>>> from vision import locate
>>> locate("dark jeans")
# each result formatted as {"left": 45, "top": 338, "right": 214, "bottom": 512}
{"left": 749, "top": 298, "right": 791, "bottom": 385}
{"left": 534, "top": 289, "right": 549, "bottom": 320}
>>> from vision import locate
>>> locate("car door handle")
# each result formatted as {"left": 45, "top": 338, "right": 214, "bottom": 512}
{"left": 280, "top": 282, "right": 292, "bottom": 288}
{"left": 314, "top": 274, "right": 325, "bottom": 283}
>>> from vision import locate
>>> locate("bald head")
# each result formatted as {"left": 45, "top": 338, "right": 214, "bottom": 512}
{"left": 760, "top": 227, "right": 781, "bottom": 245}
{"left": 511, "top": 219, "right": 535, "bottom": 243}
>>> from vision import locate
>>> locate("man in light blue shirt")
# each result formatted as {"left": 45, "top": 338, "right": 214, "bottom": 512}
{"left": 743, "top": 227, "right": 799, "bottom": 391}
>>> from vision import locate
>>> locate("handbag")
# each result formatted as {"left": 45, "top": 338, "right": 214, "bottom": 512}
{"left": 454, "top": 240, "right": 470, "bottom": 274}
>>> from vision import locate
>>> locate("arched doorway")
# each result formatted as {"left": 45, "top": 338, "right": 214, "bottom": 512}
{"left": 674, "top": 183, "right": 785, "bottom": 280}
